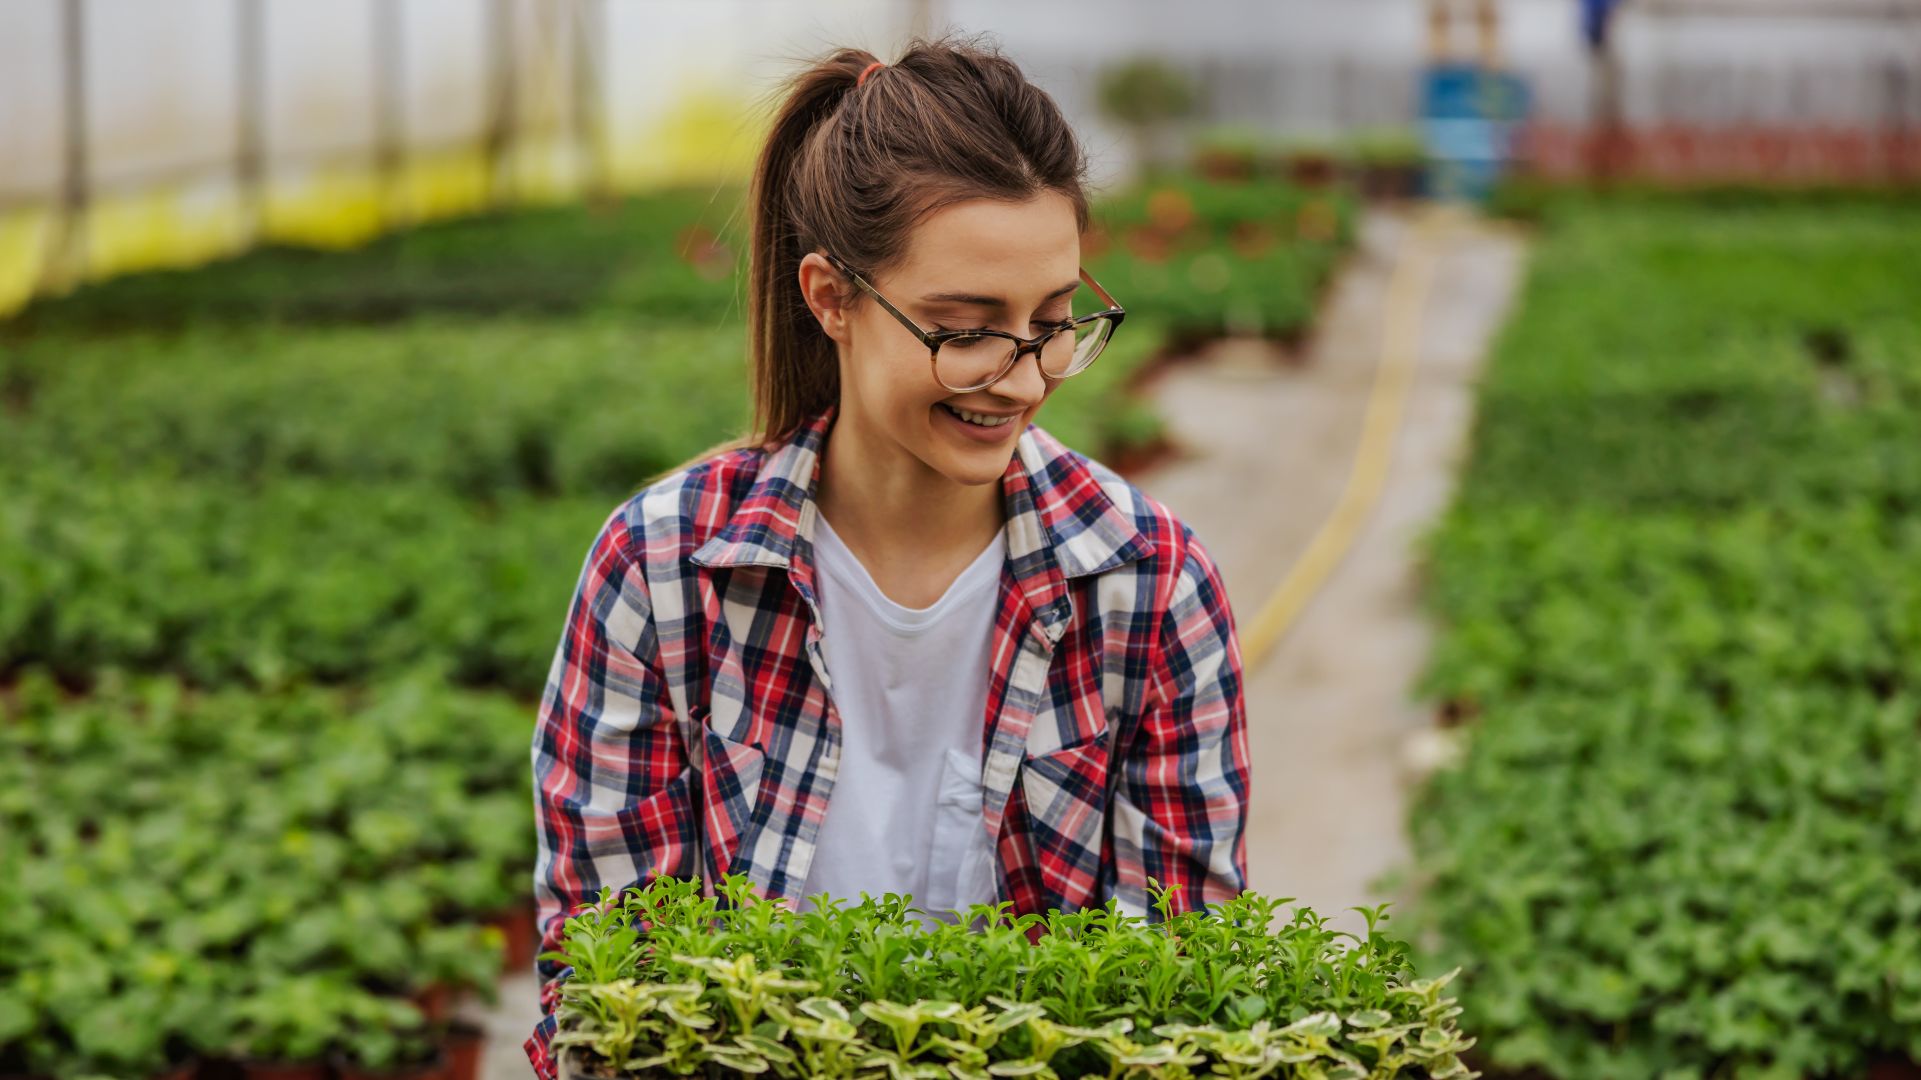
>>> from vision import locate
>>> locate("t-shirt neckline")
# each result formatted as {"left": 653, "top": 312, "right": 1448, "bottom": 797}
{"left": 812, "top": 514, "right": 1006, "bottom": 634}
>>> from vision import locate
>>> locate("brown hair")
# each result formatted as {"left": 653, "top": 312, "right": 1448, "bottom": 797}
{"left": 635, "top": 30, "right": 1094, "bottom": 491}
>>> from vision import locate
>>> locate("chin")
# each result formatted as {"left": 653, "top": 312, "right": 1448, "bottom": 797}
{"left": 922, "top": 451, "right": 1003, "bottom": 489}
{"left": 921, "top": 445, "right": 1008, "bottom": 483}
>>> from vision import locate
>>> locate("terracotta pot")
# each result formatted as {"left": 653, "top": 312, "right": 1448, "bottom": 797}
{"left": 438, "top": 1020, "right": 485, "bottom": 1080}
{"left": 409, "top": 981, "right": 452, "bottom": 1025}
{"left": 1285, "top": 154, "right": 1339, "bottom": 188}
{"left": 236, "top": 1060, "right": 333, "bottom": 1080}
{"left": 1106, "top": 434, "right": 1181, "bottom": 480}
{"left": 1357, "top": 162, "right": 1423, "bottom": 201}
{"left": 489, "top": 898, "right": 539, "bottom": 974}
{"left": 185, "top": 1061, "right": 243, "bottom": 1080}
{"left": 1194, "top": 149, "right": 1255, "bottom": 183}
{"left": 150, "top": 1061, "right": 200, "bottom": 1080}
{"left": 330, "top": 1047, "right": 445, "bottom": 1080}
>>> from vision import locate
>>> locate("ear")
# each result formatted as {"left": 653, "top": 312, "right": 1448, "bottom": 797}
{"left": 797, "top": 252, "right": 854, "bottom": 344}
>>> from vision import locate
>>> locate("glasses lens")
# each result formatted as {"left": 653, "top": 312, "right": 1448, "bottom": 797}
{"left": 933, "top": 333, "right": 1012, "bottom": 391}
{"left": 1059, "top": 317, "right": 1113, "bottom": 376}
{"left": 934, "top": 318, "right": 1113, "bottom": 391}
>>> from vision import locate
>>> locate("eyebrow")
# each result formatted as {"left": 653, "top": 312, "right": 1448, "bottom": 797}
{"left": 920, "top": 280, "right": 1081, "bottom": 308}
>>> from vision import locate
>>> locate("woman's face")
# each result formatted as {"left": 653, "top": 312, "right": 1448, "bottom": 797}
{"left": 799, "top": 190, "right": 1083, "bottom": 488}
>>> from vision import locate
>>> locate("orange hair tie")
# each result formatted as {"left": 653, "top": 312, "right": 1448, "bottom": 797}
{"left": 857, "top": 60, "right": 885, "bottom": 87}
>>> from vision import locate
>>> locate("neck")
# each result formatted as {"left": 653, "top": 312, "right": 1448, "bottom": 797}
{"left": 813, "top": 409, "right": 1005, "bottom": 566}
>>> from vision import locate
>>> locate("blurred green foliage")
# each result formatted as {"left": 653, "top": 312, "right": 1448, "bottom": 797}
{"left": 0, "top": 177, "right": 1353, "bottom": 697}
{"left": 1088, "top": 174, "right": 1353, "bottom": 339}
{"left": 0, "top": 463, "right": 608, "bottom": 696}
{"left": 0, "top": 667, "right": 519, "bottom": 1075}
{"left": 0, "top": 187, "right": 750, "bottom": 334}
{"left": 1, "top": 317, "right": 750, "bottom": 499}
{"left": 1403, "top": 189, "right": 1921, "bottom": 1078}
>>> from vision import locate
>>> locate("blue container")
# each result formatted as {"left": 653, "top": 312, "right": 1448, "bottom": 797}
{"left": 1420, "top": 64, "right": 1530, "bottom": 202}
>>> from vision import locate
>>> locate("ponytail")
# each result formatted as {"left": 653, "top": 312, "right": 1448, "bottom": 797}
{"left": 635, "top": 30, "right": 1091, "bottom": 493}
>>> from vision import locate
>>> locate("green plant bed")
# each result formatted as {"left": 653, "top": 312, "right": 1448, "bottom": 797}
{"left": 0, "top": 184, "right": 750, "bottom": 337}
{"left": 1085, "top": 175, "right": 1354, "bottom": 342}
{"left": 0, "top": 174, "right": 1353, "bottom": 514}
{"left": 0, "top": 298, "right": 1167, "bottom": 507}
{"left": 1401, "top": 680, "right": 1921, "bottom": 1078}
{"left": 545, "top": 874, "right": 1477, "bottom": 1080}
{"left": 0, "top": 666, "right": 521, "bottom": 1078}
{"left": 1400, "top": 190, "right": 1921, "bottom": 1078}
{"left": 0, "top": 316, "right": 752, "bottom": 501}
{"left": 0, "top": 463, "right": 613, "bottom": 696}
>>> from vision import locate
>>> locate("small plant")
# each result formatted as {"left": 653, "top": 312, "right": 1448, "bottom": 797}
{"left": 414, "top": 922, "right": 507, "bottom": 1010}
{"left": 224, "top": 971, "right": 362, "bottom": 1065}
{"left": 546, "top": 873, "right": 1477, "bottom": 1079}
{"left": 1094, "top": 56, "right": 1203, "bottom": 180}
{"left": 1342, "top": 127, "right": 1424, "bottom": 169}
{"left": 333, "top": 994, "right": 438, "bottom": 1077}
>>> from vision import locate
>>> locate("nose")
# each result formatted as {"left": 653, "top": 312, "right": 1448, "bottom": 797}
{"left": 986, "top": 340, "right": 1052, "bottom": 402}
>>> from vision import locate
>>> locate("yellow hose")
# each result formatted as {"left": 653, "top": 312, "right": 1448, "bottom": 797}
{"left": 1239, "top": 203, "right": 1460, "bottom": 670}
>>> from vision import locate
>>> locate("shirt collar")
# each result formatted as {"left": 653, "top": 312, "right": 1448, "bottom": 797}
{"left": 689, "top": 401, "right": 1155, "bottom": 619}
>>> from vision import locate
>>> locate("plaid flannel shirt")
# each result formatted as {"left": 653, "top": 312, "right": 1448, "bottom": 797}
{"left": 525, "top": 400, "right": 1249, "bottom": 1079}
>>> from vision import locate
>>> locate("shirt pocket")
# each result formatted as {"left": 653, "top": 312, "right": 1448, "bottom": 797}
{"left": 691, "top": 705, "right": 766, "bottom": 886}
{"left": 922, "top": 746, "right": 999, "bottom": 923}
{"left": 1017, "top": 724, "right": 1113, "bottom": 914}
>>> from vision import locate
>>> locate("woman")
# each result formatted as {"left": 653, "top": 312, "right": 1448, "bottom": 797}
{"left": 525, "top": 33, "right": 1250, "bottom": 1079}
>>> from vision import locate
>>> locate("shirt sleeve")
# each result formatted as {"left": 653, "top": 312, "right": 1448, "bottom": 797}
{"left": 524, "top": 504, "right": 696, "bottom": 1080}
{"left": 1111, "top": 524, "right": 1252, "bottom": 922}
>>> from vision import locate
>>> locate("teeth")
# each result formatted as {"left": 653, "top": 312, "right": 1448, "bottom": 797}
{"left": 944, "top": 404, "right": 1014, "bottom": 428}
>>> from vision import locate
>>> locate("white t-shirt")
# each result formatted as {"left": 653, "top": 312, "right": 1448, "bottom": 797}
{"left": 792, "top": 510, "right": 1006, "bottom": 930}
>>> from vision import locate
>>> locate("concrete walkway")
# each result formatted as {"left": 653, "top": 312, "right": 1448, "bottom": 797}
{"left": 471, "top": 204, "right": 1531, "bottom": 1078}
{"left": 1127, "top": 205, "right": 1529, "bottom": 936}
{"left": 465, "top": 972, "right": 541, "bottom": 1080}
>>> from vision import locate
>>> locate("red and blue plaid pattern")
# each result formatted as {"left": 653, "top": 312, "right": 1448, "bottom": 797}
{"left": 525, "top": 401, "right": 1250, "bottom": 1078}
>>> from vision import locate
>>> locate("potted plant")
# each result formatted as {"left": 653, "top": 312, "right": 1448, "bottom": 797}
{"left": 1342, "top": 126, "right": 1426, "bottom": 200}
{"left": 1094, "top": 56, "right": 1203, "bottom": 181}
{"left": 485, "top": 892, "right": 539, "bottom": 975}
{"left": 153, "top": 953, "right": 238, "bottom": 1080}
{"left": 417, "top": 850, "right": 530, "bottom": 973}
{"left": 329, "top": 998, "right": 443, "bottom": 1080}
{"left": 547, "top": 873, "right": 1479, "bottom": 1080}
{"left": 224, "top": 971, "right": 358, "bottom": 1080}
{"left": 0, "top": 969, "right": 49, "bottom": 1080}
{"left": 409, "top": 922, "right": 505, "bottom": 1023}
{"left": 435, "top": 1018, "right": 486, "bottom": 1080}
{"left": 1191, "top": 124, "right": 1273, "bottom": 183}
{"left": 62, "top": 993, "right": 171, "bottom": 1079}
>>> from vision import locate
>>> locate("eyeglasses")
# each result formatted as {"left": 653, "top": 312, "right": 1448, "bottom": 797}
{"left": 822, "top": 251, "right": 1127, "bottom": 394}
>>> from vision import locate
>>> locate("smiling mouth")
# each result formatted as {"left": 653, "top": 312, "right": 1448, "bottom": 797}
{"left": 939, "top": 402, "right": 1022, "bottom": 429}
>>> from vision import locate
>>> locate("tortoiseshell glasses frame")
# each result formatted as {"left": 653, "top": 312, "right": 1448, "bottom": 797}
{"left": 821, "top": 251, "right": 1128, "bottom": 393}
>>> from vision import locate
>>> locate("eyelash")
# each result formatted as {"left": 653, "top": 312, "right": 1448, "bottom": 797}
{"left": 934, "top": 316, "right": 1072, "bottom": 334}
